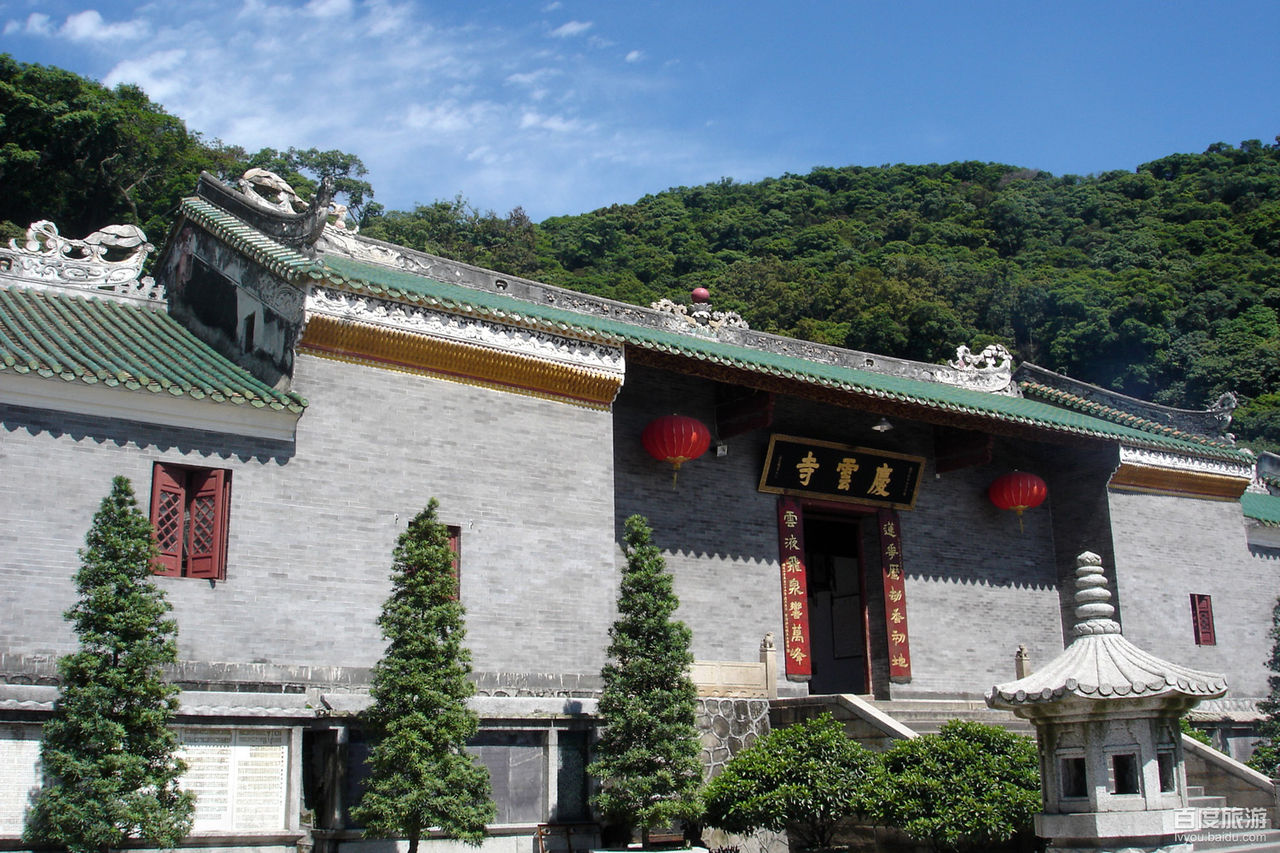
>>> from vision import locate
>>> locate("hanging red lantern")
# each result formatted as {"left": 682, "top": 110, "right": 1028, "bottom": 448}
{"left": 642, "top": 414, "right": 711, "bottom": 487}
{"left": 988, "top": 471, "right": 1048, "bottom": 530}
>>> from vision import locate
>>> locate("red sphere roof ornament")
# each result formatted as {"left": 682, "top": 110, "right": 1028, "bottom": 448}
{"left": 691, "top": 287, "right": 711, "bottom": 304}
{"left": 642, "top": 414, "right": 711, "bottom": 487}
{"left": 988, "top": 471, "right": 1048, "bottom": 531}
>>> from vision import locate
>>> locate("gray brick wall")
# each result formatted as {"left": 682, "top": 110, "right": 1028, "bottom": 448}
{"left": 7, "top": 355, "right": 1267, "bottom": 706}
{"left": 612, "top": 365, "right": 1065, "bottom": 701}
{"left": 1109, "top": 490, "right": 1273, "bottom": 699}
{"left": 1, "top": 351, "right": 617, "bottom": 685}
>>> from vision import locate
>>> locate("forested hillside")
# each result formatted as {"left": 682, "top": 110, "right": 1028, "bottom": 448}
{"left": 367, "top": 149, "right": 1280, "bottom": 451}
{"left": 2, "top": 56, "right": 1276, "bottom": 450}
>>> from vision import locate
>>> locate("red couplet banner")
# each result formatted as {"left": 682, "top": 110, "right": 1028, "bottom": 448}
{"left": 776, "top": 497, "right": 813, "bottom": 680}
{"left": 878, "top": 508, "right": 911, "bottom": 681}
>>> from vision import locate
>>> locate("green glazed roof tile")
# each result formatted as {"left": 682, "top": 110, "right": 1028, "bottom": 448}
{"left": 1020, "top": 380, "right": 1239, "bottom": 454}
{"left": 1242, "top": 492, "right": 1280, "bottom": 526}
{"left": 179, "top": 197, "right": 325, "bottom": 281}
{"left": 317, "top": 253, "right": 1250, "bottom": 463}
{"left": 0, "top": 286, "right": 307, "bottom": 414}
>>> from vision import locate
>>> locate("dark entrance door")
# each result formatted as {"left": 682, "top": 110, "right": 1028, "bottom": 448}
{"left": 803, "top": 514, "right": 868, "bottom": 695}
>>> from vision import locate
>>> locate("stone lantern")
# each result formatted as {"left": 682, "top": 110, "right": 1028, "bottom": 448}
{"left": 987, "top": 551, "right": 1227, "bottom": 853}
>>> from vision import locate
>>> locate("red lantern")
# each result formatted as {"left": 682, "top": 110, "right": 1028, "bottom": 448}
{"left": 642, "top": 414, "right": 711, "bottom": 487}
{"left": 988, "top": 471, "right": 1048, "bottom": 530}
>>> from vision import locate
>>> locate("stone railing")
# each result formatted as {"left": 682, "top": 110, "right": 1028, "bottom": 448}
{"left": 690, "top": 633, "right": 778, "bottom": 699}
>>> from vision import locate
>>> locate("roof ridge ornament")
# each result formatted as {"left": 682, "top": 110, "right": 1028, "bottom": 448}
{"left": 195, "top": 170, "right": 332, "bottom": 250}
{"left": 0, "top": 220, "right": 162, "bottom": 305}
{"left": 936, "top": 342, "right": 1016, "bottom": 394}
{"left": 650, "top": 288, "right": 749, "bottom": 336}
{"left": 238, "top": 168, "right": 311, "bottom": 215}
{"left": 1071, "top": 551, "right": 1121, "bottom": 636}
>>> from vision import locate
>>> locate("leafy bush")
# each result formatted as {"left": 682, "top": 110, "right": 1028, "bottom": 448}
{"left": 703, "top": 714, "right": 879, "bottom": 849}
{"left": 874, "top": 720, "right": 1040, "bottom": 852}
{"left": 1181, "top": 716, "right": 1215, "bottom": 748}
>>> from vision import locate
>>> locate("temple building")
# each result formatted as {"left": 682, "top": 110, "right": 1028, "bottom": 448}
{"left": 1, "top": 170, "right": 1278, "bottom": 852}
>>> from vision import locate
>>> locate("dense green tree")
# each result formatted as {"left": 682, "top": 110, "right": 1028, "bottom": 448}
{"left": 0, "top": 55, "right": 219, "bottom": 239}
{"left": 352, "top": 499, "right": 495, "bottom": 852}
{"left": 24, "top": 476, "right": 194, "bottom": 853}
{"left": 874, "top": 721, "right": 1040, "bottom": 852}
{"left": 588, "top": 515, "right": 702, "bottom": 838}
{"left": 243, "top": 146, "right": 375, "bottom": 223}
{"left": 4, "top": 54, "right": 1279, "bottom": 449}
{"left": 0, "top": 55, "right": 372, "bottom": 241}
{"left": 361, "top": 196, "right": 539, "bottom": 277}
{"left": 702, "top": 714, "right": 879, "bottom": 849}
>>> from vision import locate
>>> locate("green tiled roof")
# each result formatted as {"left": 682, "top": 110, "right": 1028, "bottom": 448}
{"left": 1243, "top": 492, "right": 1280, "bottom": 527}
{"left": 1021, "top": 381, "right": 1238, "bottom": 455}
{"left": 0, "top": 285, "right": 307, "bottom": 413}
{"left": 317, "top": 253, "right": 1251, "bottom": 463}
{"left": 180, "top": 197, "right": 325, "bottom": 281}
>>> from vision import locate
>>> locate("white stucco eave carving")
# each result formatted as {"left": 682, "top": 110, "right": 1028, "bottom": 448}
{"left": 305, "top": 287, "right": 626, "bottom": 377}
{"left": 1118, "top": 444, "right": 1254, "bottom": 481}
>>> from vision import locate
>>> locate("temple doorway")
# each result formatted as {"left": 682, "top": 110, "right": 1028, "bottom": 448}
{"left": 803, "top": 513, "right": 869, "bottom": 695}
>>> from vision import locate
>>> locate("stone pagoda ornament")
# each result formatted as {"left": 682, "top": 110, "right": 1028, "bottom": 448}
{"left": 987, "top": 551, "right": 1227, "bottom": 853}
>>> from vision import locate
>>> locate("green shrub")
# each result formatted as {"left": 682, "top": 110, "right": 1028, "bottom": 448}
{"left": 1180, "top": 716, "right": 1215, "bottom": 748}
{"left": 874, "top": 720, "right": 1040, "bottom": 852}
{"left": 703, "top": 714, "right": 879, "bottom": 849}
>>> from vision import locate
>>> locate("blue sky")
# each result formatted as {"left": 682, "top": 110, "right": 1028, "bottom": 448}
{"left": 2, "top": 0, "right": 1278, "bottom": 221}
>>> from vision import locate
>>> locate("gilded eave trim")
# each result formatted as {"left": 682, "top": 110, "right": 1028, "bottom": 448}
{"left": 299, "top": 315, "right": 622, "bottom": 409}
{"left": 1109, "top": 463, "right": 1250, "bottom": 501}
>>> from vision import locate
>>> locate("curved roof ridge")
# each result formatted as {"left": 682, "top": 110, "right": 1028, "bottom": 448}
{"left": 1021, "top": 379, "right": 1239, "bottom": 453}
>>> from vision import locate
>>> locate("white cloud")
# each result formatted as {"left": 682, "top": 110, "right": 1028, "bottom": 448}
{"left": 519, "top": 110, "right": 590, "bottom": 134}
{"left": 506, "top": 68, "right": 558, "bottom": 87}
{"left": 7, "top": 13, "right": 54, "bottom": 37}
{"left": 549, "top": 20, "right": 592, "bottom": 38}
{"left": 625, "top": 50, "right": 644, "bottom": 63}
{"left": 541, "top": 2, "right": 563, "bottom": 11}
{"left": 0, "top": 1, "right": 701, "bottom": 218}
{"left": 305, "top": 0, "right": 353, "bottom": 17}
{"left": 103, "top": 50, "right": 187, "bottom": 100}
{"left": 59, "top": 10, "right": 148, "bottom": 42}
{"left": 403, "top": 100, "right": 498, "bottom": 135}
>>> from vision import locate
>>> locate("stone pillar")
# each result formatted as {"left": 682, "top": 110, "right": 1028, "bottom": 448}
{"left": 761, "top": 633, "right": 778, "bottom": 699}
{"left": 1015, "top": 644, "right": 1031, "bottom": 678}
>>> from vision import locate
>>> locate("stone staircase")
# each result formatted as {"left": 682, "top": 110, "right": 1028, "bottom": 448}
{"left": 866, "top": 697, "right": 1035, "bottom": 737}
{"left": 1183, "top": 796, "right": 1280, "bottom": 852}
{"left": 773, "top": 693, "right": 1280, "bottom": 851}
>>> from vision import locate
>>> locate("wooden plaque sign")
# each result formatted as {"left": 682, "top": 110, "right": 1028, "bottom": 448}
{"left": 758, "top": 434, "right": 925, "bottom": 510}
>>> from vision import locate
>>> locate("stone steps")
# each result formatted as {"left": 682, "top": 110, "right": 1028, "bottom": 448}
{"left": 1187, "top": 829, "right": 1280, "bottom": 851}
{"left": 867, "top": 697, "right": 1036, "bottom": 736}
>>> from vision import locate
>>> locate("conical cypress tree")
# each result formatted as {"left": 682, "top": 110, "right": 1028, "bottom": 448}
{"left": 588, "top": 515, "right": 702, "bottom": 836}
{"left": 353, "top": 499, "right": 495, "bottom": 853}
{"left": 1248, "top": 597, "right": 1280, "bottom": 775}
{"left": 24, "top": 476, "right": 194, "bottom": 853}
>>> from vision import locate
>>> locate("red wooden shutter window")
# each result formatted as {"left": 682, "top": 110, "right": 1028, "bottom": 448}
{"left": 185, "top": 468, "right": 228, "bottom": 579}
{"left": 1190, "top": 594, "right": 1216, "bottom": 646}
{"left": 149, "top": 463, "right": 230, "bottom": 579}
{"left": 150, "top": 463, "right": 186, "bottom": 576}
